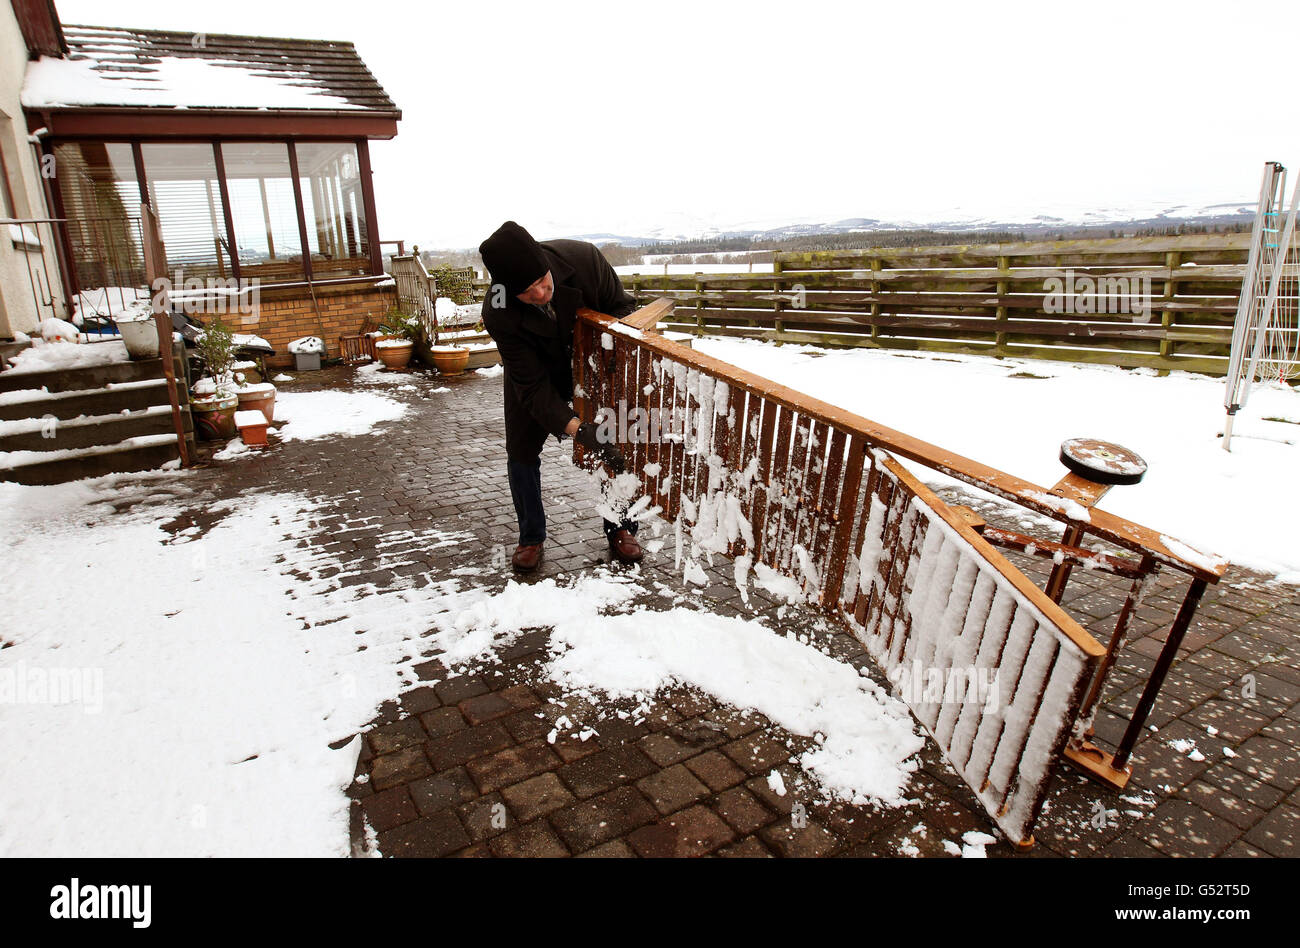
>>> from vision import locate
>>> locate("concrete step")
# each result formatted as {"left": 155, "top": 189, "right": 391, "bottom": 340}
{"left": 0, "top": 357, "right": 168, "bottom": 394}
{"left": 0, "top": 378, "right": 178, "bottom": 422}
{"left": 0, "top": 433, "right": 181, "bottom": 486}
{"left": 0, "top": 404, "right": 190, "bottom": 452}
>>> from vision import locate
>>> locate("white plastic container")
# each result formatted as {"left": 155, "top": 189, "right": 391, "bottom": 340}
{"left": 113, "top": 309, "right": 160, "bottom": 360}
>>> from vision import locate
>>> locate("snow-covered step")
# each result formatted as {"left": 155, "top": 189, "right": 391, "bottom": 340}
{"left": 0, "top": 356, "right": 168, "bottom": 394}
{"left": 0, "top": 433, "right": 180, "bottom": 486}
{"left": 0, "top": 404, "right": 188, "bottom": 453}
{"left": 0, "top": 378, "right": 175, "bottom": 422}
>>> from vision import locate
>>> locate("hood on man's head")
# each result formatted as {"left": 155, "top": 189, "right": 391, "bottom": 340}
{"left": 479, "top": 221, "right": 549, "bottom": 297}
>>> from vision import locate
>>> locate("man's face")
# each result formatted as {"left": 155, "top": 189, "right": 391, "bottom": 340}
{"left": 516, "top": 270, "right": 554, "bottom": 306}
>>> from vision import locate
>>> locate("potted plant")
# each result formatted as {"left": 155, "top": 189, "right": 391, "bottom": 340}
{"left": 191, "top": 316, "right": 239, "bottom": 440}
{"left": 426, "top": 297, "right": 471, "bottom": 376}
{"left": 376, "top": 309, "right": 420, "bottom": 371}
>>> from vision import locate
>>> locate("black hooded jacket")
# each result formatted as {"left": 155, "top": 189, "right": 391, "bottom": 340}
{"left": 481, "top": 238, "right": 637, "bottom": 461}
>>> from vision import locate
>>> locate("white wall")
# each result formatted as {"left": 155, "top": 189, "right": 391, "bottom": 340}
{"left": 0, "top": 2, "right": 66, "bottom": 339}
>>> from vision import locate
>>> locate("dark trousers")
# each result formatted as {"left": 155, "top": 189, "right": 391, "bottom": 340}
{"left": 507, "top": 456, "right": 639, "bottom": 547}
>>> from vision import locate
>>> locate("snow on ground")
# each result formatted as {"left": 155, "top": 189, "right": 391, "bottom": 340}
{"left": 274, "top": 391, "right": 407, "bottom": 442}
{"left": 693, "top": 337, "right": 1300, "bottom": 581}
{"left": 0, "top": 478, "right": 468, "bottom": 856}
{"left": 0, "top": 378, "right": 924, "bottom": 855}
{"left": 420, "top": 572, "right": 924, "bottom": 808}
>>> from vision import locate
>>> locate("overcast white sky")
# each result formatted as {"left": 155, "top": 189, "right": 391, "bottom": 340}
{"left": 54, "top": 0, "right": 1300, "bottom": 249}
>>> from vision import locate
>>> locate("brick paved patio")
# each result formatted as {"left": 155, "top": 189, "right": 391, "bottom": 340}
{"left": 186, "top": 362, "right": 1300, "bottom": 857}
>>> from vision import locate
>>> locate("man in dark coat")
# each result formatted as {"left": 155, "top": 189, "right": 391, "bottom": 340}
{"left": 479, "top": 221, "right": 642, "bottom": 572}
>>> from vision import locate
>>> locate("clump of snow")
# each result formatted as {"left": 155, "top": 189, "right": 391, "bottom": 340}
{"left": 961, "top": 830, "right": 997, "bottom": 857}
{"left": 271, "top": 373, "right": 294, "bottom": 382}
{"left": 288, "top": 336, "right": 324, "bottom": 356}
{"left": 3, "top": 338, "right": 130, "bottom": 374}
{"left": 38, "top": 318, "right": 80, "bottom": 344}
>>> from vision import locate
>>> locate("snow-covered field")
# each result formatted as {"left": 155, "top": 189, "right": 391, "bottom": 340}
{"left": 693, "top": 337, "right": 1300, "bottom": 582}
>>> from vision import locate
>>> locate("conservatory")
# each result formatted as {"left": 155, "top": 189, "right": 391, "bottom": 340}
{"left": 19, "top": 22, "right": 401, "bottom": 362}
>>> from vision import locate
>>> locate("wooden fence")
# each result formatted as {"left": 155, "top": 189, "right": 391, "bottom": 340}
{"left": 573, "top": 299, "right": 1226, "bottom": 845}
{"left": 624, "top": 233, "right": 1253, "bottom": 376}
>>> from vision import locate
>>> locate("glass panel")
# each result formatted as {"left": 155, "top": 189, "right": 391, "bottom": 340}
{"left": 140, "top": 143, "right": 234, "bottom": 284}
{"left": 220, "top": 142, "right": 306, "bottom": 283}
{"left": 52, "top": 141, "right": 147, "bottom": 301}
{"left": 296, "top": 142, "right": 371, "bottom": 278}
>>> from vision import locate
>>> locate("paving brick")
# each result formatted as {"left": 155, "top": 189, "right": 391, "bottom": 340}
{"left": 467, "top": 741, "right": 563, "bottom": 794}
{"left": 576, "top": 839, "right": 636, "bottom": 858}
{"left": 713, "top": 787, "right": 777, "bottom": 836}
{"left": 459, "top": 692, "right": 516, "bottom": 725}
{"left": 1139, "top": 799, "right": 1240, "bottom": 857}
{"left": 636, "top": 764, "right": 711, "bottom": 815}
{"left": 722, "top": 732, "right": 793, "bottom": 775}
{"left": 426, "top": 722, "right": 514, "bottom": 771}
{"left": 760, "top": 819, "right": 839, "bottom": 858}
{"left": 420, "top": 706, "right": 468, "bottom": 739}
{"left": 718, "top": 836, "right": 772, "bottom": 857}
{"left": 627, "top": 805, "right": 737, "bottom": 857}
{"left": 489, "top": 819, "right": 570, "bottom": 858}
{"left": 366, "top": 717, "right": 427, "bottom": 756}
{"left": 376, "top": 810, "right": 471, "bottom": 858}
{"left": 684, "top": 749, "right": 748, "bottom": 792}
{"left": 1242, "top": 804, "right": 1300, "bottom": 857}
{"left": 500, "top": 772, "right": 575, "bottom": 822}
{"left": 637, "top": 732, "right": 698, "bottom": 767}
{"left": 360, "top": 786, "right": 418, "bottom": 834}
{"left": 434, "top": 675, "right": 489, "bottom": 705}
{"left": 458, "top": 792, "right": 512, "bottom": 843}
{"left": 369, "top": 746, "right": 433, "bottom": 791}
{"left": 558, "top": 745, "right": 658, "bottom": 798}
{"left": 551, "top": 786, "right": 659, "bottom": 853}
{"left": 408, "top": 767, "right": 479, "bottom": 816}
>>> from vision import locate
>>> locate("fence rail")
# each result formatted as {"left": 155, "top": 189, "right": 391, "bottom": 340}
{"left": 625, "top": 233, "right": 1254, "bottom": 375}
{"left": 573, "top": 299, "right": 1225, "bottom": 844}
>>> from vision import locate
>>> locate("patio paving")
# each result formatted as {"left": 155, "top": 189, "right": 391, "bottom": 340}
{"left": 185, "top": 362, "right": 1300, "bottom": 857}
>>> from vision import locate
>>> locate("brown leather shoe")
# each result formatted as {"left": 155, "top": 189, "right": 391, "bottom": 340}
{"left": 607, "top": 528, "right": 643, "bottom": 565}
{"left": 511, "top": 542, "right": 544, "bottom": 572}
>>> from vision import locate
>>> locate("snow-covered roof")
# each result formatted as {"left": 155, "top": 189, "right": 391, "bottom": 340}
{"left": 21, "top": 25, "right": 399, "bottom": 116}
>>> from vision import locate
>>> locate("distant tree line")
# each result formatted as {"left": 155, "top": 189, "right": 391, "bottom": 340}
{"left": 396, "top": 219, "right": 1252, "bottom": 274}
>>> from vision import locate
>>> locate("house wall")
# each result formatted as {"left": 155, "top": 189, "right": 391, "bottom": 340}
{"left": 197, "top": 279, "right": 397, "bottom": 368}
{"left": 0, "top": 1, "right": 67, "bottom": 339}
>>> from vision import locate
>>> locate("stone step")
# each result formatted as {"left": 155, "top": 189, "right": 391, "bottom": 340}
{"left": 0, "top": 378, "right": 178, "bottom": 422}
{"left": 0, "top": 404, "right": 191, "bottom": 452}
{"left": 0, "top": 357, "right": 169, "bottom": 394}
{"left": 0, "top": 433, "right": 181, "bottom": 486}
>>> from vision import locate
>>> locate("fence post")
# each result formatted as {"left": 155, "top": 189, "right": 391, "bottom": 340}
{"left": 772, "top": 259, "right": 784, "bottom": 345}
{"left": 994, "top": 254, "right": 1010, "bottom": 356}
{"left": 694, "top": 271, "right": 704, "bottom": 335}
{"left": 1157, "top": 249, "right": 1180, "bottom": 372}
{"left": 870, "top": 256, "right": 881, "bottom": 344}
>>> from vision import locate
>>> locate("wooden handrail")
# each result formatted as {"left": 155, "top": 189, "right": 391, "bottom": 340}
{"left": 579, "top": 301, "right": 1227, "bottom": 582}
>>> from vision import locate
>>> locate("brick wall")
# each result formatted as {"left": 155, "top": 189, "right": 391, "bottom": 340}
{"left": 217, "top": 279, "right": 397, "bottom": 367}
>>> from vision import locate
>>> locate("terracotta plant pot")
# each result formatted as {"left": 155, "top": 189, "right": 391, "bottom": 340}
{"left": 236, "top": 382, "right": 276, "bottom": 424}
{"left": 376, "top": 339, "right": 415, "bottom": 370}
{"left": 430, "top": 345, "right": 470, "bottom": 376}
{"left": 191, "top": 393, "right": 239, "bottom": 441}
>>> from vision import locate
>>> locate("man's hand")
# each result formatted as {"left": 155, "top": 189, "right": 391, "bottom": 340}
{"left": 574, "top": 421, "right": 625, "bottom": 475}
